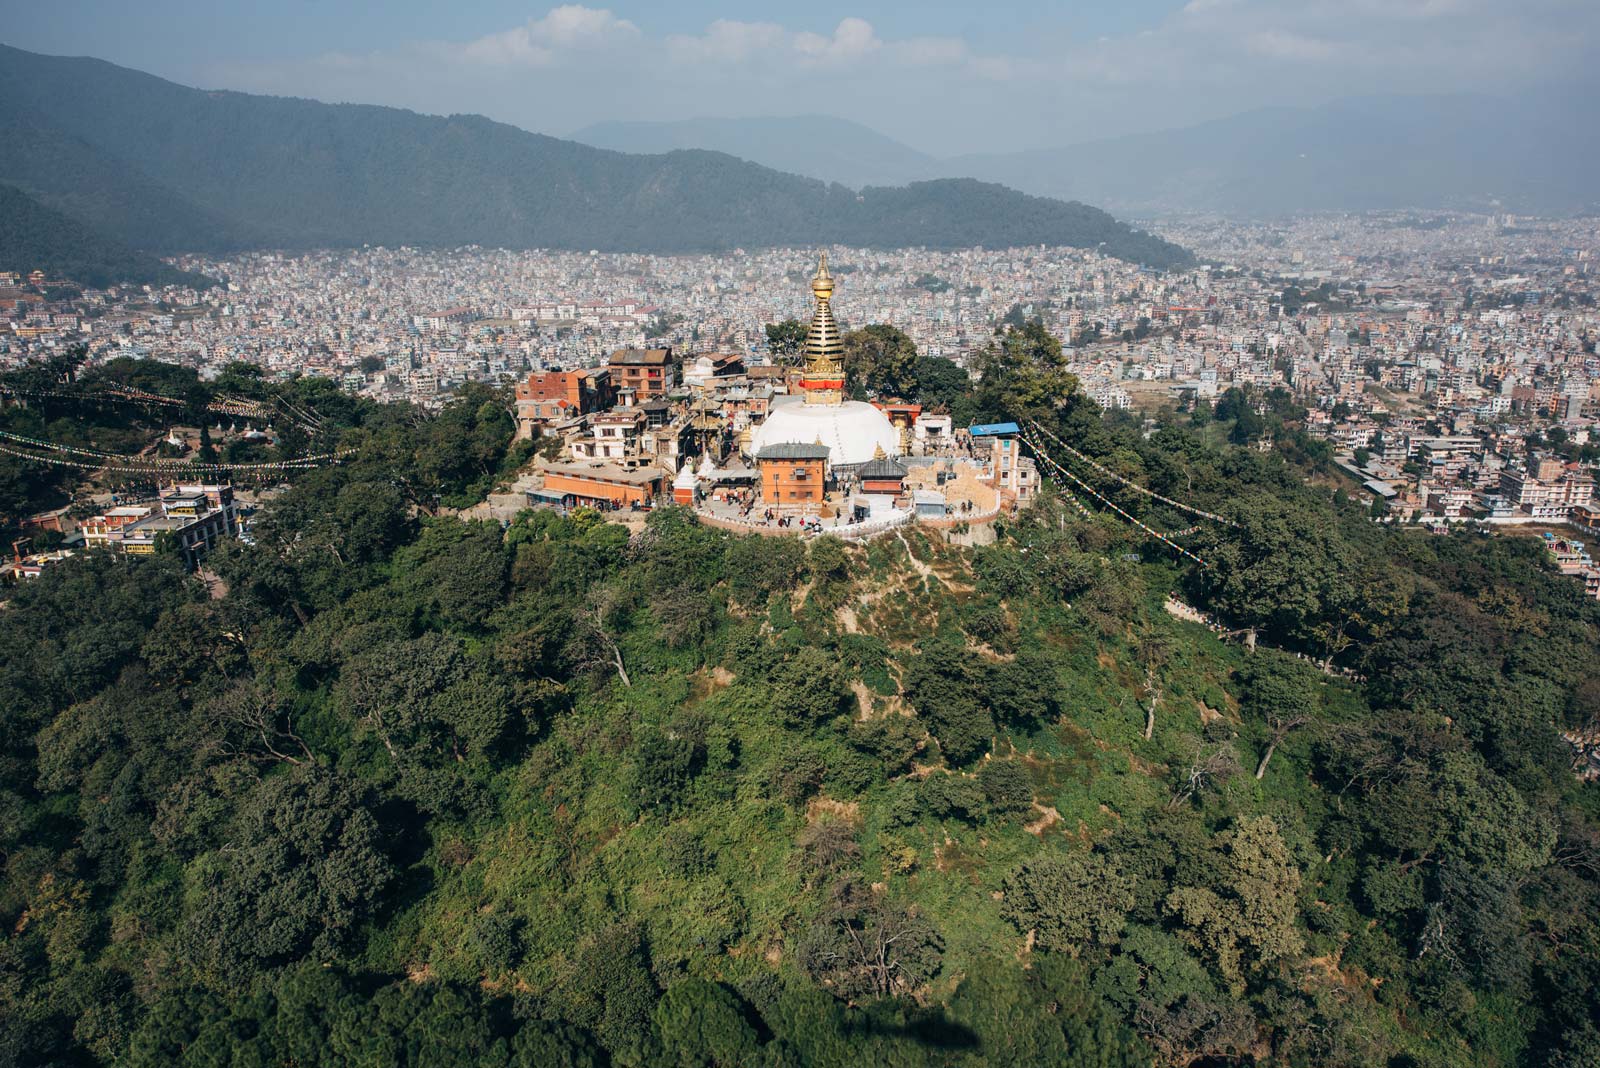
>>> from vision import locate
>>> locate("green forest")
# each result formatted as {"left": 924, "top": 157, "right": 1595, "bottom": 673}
{"left": 0, "top": 44, "right": 1192, "bottom": 269}
{"left": 3, "top": 343, "right": 1600, "bottom": 1068}
{"left": 0, "top": 184, "right": 210, "bottom": 290}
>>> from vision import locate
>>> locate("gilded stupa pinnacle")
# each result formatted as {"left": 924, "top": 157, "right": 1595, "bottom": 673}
{"left": 811, "top": 251, "right": 834, "bottom": 302}
{"left": 800, "top": 251, "right": 844, "bottom": 405}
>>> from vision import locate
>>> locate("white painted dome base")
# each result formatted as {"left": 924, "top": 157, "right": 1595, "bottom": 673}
{"left": 750, "top": 396, "right": 900, "bottom": 467}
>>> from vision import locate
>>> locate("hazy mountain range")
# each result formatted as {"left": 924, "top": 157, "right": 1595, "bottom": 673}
{"left": 0, "top": 45, "right": 1190, "bottom": 288}
{"left": 576, "top": 93, "right": 1600, "bottom": 218}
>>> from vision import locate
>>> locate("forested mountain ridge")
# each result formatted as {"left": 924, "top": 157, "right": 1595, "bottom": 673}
{"left": 572, "top": 115, "right": 942, "bottom": 191}
{"left": 0, "top": 183, "right": 211, "bottom": 289}
{"left": 952, "top": 91, "right": 1600, "bottom": 217}
{"left": 3, "top": 350, "right": 1600, "bottom": 1066}
{"left": 0, "top": 109, "right": 261, "bottom": 255}
{"left": 0, "top": 44, "right": 1192, "bottom": 269}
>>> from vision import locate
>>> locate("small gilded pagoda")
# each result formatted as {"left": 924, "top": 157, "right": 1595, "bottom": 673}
{"left": 749, "top": 253, "right": 900, "bottom": 470}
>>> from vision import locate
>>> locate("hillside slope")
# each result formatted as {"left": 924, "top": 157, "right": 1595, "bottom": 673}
{"left": 0, "top": 45, "right": 1191, "bottom": 266}
{"left": 0, "top": 182, "right": 209, "bottom": 288}
{"left": 0, "top": 111, "right": 259, "bottom": 253}
{"left": 573, "top": 114, "right": 939, "bottom": 190}
{"left": 4, "top": 358, "right": 1600, "bottom": 1066}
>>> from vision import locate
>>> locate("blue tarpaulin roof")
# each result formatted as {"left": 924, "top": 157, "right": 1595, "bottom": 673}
{"left": 968, "top": 422, "right": 1020, "bottom": 437}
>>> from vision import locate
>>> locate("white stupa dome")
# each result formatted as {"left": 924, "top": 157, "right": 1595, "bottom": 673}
{"left": 751, "top": 394, "right": 900, "bottom": 467}
{"left": 750, "top": 251, "right": 902, "bottom": 468}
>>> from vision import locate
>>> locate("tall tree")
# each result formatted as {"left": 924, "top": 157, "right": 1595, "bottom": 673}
{"left": 972, "top": 319, "right": 1079, "bottom": 427}
{"left": 841, "top": 323, "right": 918, "bottom": 398}
{"left": 1166, "top": 816, "right": 1304, "bottom": 994}
{"left": 765, "top": 319, "right": 806, "bottom": 361}
{"left": 1003, "top": 850, "right": 1136, "bottom": 953}
{"left": 1238, "top": 651, "right": 1318, "bottom": 779}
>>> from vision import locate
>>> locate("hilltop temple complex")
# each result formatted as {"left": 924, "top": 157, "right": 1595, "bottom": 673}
{"left": 524, "top": 251, "right": 1028, "bottom": 537}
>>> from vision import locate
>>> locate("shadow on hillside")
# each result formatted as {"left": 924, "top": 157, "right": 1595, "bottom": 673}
{"left": 841, "top": 1009, "right": 980, "bottom": 1052}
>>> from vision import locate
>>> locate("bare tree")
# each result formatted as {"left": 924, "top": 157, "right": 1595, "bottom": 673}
{"left": 204, "top": 683, "right": 315, "bottom": 766}
{"left": 1254, "top": 714, "right": 1309, "bottom": 779}
{"left": 796, "top": 883, "right": 944, "bottom": 1000}
{"left": 650, "top": 585, "right": 716, "bottom": 650}
{"left": 1134, "top": 995, "right": 1256, "bottom": 1067}
{"left": 571, "top": 588, "right": 632, "bottom": 688}
{"left": 1137, "top": 628, "right": 1173, "bottom": 741}
{"left": 796, "top": 820, "right": 862, "bottom": 887}
{"left": 1168, "top": 739, "right": 1243, "bottom": 810}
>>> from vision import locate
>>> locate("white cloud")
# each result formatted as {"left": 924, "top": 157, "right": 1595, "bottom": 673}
{"left": 667, "top": 16, "right": 882, "bottom": 67}
{"left": 665, "top": 19, "right": 787, "bottom": 65}
{"left": 1244, "top": 29, "right": 1338, "bottom": 61}
{"left": 459, "top": 6, "right": 638, "bottom": 66}
{"left": 202, "top": 2, "right": 1600, "bottom": 154}
{"left": 795, "top": 18, "right": 882, "bottom": 64}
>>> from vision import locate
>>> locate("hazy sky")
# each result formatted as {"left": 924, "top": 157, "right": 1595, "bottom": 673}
{"left": 8, "top": 1, "right": 1597, "bottom": 153}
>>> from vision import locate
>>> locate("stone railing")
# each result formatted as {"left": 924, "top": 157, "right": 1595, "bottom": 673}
{"left": 693, "top": 507, "right": 914, "bottom": 541}
{"left": 918, "top": 503, "right": 1002, "bottom": 529}
{"left": 831, "top": 510, "right": 916, "bottom": 541}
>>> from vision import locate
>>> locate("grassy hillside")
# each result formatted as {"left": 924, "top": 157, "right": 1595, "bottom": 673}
{"left": 0, "top": 45, "right": 1191, "bottom": 267}
{"left": 3, "top": 357, "right": 1599, "bottom": 1066}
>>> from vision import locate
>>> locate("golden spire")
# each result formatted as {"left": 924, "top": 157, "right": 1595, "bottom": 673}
{"left": 800, "top": 250, "right": 844, "bottom": 406}
{"left": 811, "top": 251, "right": 834, "bottom": 302}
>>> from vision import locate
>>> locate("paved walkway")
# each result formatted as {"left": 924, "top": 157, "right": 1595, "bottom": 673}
{"left": 450, "top": 468, "right": 545, "bottom": 524}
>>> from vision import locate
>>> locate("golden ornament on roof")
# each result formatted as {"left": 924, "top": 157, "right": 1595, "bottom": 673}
{"left": 811, "top": 251, "right": 834, "bottom": 301}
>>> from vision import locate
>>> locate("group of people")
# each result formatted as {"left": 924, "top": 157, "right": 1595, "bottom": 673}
{"left": 760, "top": 510, "right": 824, "bottom": 533}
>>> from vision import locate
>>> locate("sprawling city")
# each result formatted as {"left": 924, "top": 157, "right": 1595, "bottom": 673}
{"left": 2, "top": 5, "right": 1599, "bottom": 1068}
{"left": 9, "top": 213, "right": 1598, "bottom": 567}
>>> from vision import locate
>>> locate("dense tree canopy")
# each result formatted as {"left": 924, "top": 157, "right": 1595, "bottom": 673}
{"left": 842, "top": 324, "right": 920, "bottom": 399}
{"left": 3, "top": 347, "right": 1600, "bottom": 1068}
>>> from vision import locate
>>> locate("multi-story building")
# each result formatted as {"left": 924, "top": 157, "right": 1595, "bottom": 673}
{"left": 411, "top": 307, "right": 475, "bottom": 331}
{"left": 608, "top": 347, "right": 676, "bottom": 400}
{"left": 1499, "top": 467, "right": 1596, "bottom": 519}
{"left": 569, "top": 409, "right": 647, "bottom": 462}
{"left": 514, "top": 367, "right": 613, "bottom": 437}
{"left": 757, "top": 443, "right": 828, "bottom": 510}
{"left": 969, "top": 422, "right": 1037, "bottom": 500}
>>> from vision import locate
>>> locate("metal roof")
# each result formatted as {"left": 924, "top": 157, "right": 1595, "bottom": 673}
{"left": 968, "top": 421, "right": 1021, "bottom": 437}
{"left": 858, "top": 457, "right": 908, "bottom": 479}
{"left": 756, "top": 443, "right": 831, "bottom": 461}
